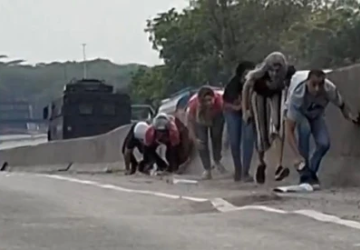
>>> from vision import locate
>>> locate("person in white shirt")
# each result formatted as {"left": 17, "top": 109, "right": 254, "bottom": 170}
{"left": 285, "top": 69, "right": 359, "bottom": 186}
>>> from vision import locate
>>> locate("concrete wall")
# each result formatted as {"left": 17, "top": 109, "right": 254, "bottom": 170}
{"left": 322, "top": 64, "right": 360, "bottom": 186}
{"left": 0, "top": 125, "right": 132, "bottom": 167}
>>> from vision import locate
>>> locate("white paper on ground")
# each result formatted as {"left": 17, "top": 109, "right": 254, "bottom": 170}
{"left": 273, "top": 183, "right": 315, "bottom": 193}
{"left": 172, "top": 178, "right": 198, "bottom": 185}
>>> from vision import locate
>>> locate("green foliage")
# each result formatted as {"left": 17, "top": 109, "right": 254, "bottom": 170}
{"left": 3, "top": 0, "right": 360, "bottom": 111}
{"left": 130, "top": 65, "right": 167, "bottom": 106}
{"left": 0, "top": 59, "right": 142, "bottom": 116}
{"left": 131, "top": 0, "right": 360, "bottom": 102}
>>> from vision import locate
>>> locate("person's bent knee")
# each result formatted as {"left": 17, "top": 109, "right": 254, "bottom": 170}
{"left": 317, "top": 140, "right": 330, "bottom": 154}
{"left": 297, "top": 121, "right": 311, "bottom": 137}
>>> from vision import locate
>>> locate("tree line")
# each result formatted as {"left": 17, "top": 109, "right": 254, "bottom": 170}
{"left": 0, "top": 59, "right": 141, "bottom": 117}
{"left": 130, "top": 0, "right": 360, "bottom": 105}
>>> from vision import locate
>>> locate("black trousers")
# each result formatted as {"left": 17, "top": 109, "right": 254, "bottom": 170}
{"left": 141, "top": 146, "right": 169, "bottom": 172}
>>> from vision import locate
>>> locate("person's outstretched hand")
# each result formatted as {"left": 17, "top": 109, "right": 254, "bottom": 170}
{"left": 242, "top": 109, "right": 252, "bottom": 124}
{"left": 349, "top": 112, "right": 360, "bottom": 125}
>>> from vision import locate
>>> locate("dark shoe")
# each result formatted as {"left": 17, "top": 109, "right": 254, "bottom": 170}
{"left": 255, "top": 163, "right": 266, "bottom": 184}
{"left": 298, "top": 166, "right": 313, "bottom": 184}
{"left": 275, "top": 165, "right": 290, "bottom": 181}
{"left": 125, "top": 165, "right": 137, "bottom": 175}
{"left": 309, "top": 172, "right": 321, "bottom": 189}
{"left": 234, "top": 169, "right": 242, "bottom": 182}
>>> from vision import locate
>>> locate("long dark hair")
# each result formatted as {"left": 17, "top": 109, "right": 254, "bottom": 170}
{"left": 197, "top": 86, "right": 215, "bottom": 103}
{"left": 232, "top": 61, "right": 256, "bottom": 84}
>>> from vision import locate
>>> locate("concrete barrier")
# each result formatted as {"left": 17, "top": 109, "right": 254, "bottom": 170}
{"left": 322, "top": 64, "right": 360, "bottom": 186}
{"left": 0, "top": 137, "right": 47, "bottom": 150}
{"left": 0, "top": 134, "right": 47, "bottom": 142}
{"left": 0, "top": 124, "right": 132, "bottom": 168}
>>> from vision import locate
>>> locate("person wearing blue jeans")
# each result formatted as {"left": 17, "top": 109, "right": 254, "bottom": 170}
{"left": 285, "top": 69, "right": 359, "bottom": 186}
{"left": 224, "top": 110, "right": 255, "bottom": 181}
{"left": 223, "top": 61, "right": 256, "bottom": 181}
{"left": 296, "top": 116, "right": 330, "bottom": 178}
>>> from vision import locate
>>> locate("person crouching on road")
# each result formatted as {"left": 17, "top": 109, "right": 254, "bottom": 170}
{"left": 145, "top": 113, "right": 189, "bottom": 173}
{"left": 122, "top": 121, "right": 166, "bottom": 175}
{"left": 173, "top": 112, "right": 194, "bottom": 174}
{"left": 241, "top": 52, "right": 296, "bottom": 184}
{"left": 187, "top": 86, "right": 226, "bottom": 180}
{"left": 223, "top": 61, "right": 256, "bottom": 182}
{"left": 285, "top": 69, "right": 359, "bottom": 186}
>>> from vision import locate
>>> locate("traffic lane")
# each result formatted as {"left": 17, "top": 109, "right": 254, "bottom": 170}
{"left": 54, "top": 172, "right": 360, "bottom": 222}
{"left": 0, "top": 173, "right": 211, "bottom": 217}
{"left": 0, "top": 189, "right": 359, "bottom": 250}
{"left": 50, "top": 172, "right": 273, "bottom": 198}
{"left": 0, "top": 173, "right": 359, "bottom": 250}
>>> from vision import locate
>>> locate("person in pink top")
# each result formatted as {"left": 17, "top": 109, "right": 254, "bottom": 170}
{"left": 187, "top": 86, "right": 226, "bottom": 179}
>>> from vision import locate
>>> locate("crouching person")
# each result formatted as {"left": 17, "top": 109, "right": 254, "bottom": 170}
{"left": 172, "top": 113, "right": 194, "bottom": 174}
{"left": 187, "top": 86, "right": 226, "bottom": 180}
{"left": 145, "top": 113, "right": 190, "bottom": 173}
{"left": 122, "top": 121, "right": 166, "bottom": 175}
{"left": 285, "top": 69, "right": 359, "bottom": 186}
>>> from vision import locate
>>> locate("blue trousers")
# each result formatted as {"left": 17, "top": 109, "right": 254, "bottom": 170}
{"left": 297, "top": 116, "right": 330, "bottom": 175}
{"left": 224, "top": 110, "right": 255, "bottom": 175}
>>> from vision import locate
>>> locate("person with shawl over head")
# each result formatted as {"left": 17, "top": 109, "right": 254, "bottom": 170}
{"left": 242, "top": 52, "right": 296, "bottom": 184}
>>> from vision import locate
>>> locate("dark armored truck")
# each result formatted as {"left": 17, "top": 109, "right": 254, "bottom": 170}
{"left": 43, "top": 79, "right": 131, "bottom": 141}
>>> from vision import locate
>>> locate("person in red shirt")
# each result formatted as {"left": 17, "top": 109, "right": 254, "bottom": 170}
{"left": 145, "top": 113, "right": 190, "bottom": 173}
{"left": 187, "top": 86, "right": 226, "bottom": 179}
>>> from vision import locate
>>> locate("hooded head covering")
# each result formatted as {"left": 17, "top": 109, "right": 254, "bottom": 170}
{"left": 152, "top": 112, "right": 171, "bottom": 131}
{"left": 245, "top": 51, "right": 288, "bottom": 91}
{"left": 133, "top": 121, "right": 150, "bottom": 141}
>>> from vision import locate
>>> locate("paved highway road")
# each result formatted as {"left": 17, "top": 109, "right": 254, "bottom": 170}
{"left": 0, "top": 172, "right": 359, "bottom": 250}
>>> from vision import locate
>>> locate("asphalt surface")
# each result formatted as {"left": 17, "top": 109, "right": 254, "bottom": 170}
{"left": 1, "top": 171, "right": 360, "bottom": 250}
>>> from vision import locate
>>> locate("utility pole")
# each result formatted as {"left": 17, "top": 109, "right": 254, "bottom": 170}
{"left": 82, "top": 43, "right": 87, "bottom": 79}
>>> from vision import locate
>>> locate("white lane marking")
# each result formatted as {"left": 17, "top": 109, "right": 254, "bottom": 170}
{"left": 16, "top": 173, "right": 360, "bottom": 231}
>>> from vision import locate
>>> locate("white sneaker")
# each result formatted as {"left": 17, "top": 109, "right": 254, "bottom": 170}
{"left": 201, "top": 170, "right": 212, "bottom": 180}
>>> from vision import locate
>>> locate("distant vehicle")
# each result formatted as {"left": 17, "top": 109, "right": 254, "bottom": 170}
{"left": 131, "top": 104, "right": 155, "bottom": 123}
{"left": 43, "top": 79, "right": 131, "bottom": 141}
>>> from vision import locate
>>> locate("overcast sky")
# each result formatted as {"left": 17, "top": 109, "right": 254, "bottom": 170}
{"left": 0, "top": 0, "right": 188, "bottom": 65}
